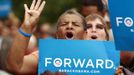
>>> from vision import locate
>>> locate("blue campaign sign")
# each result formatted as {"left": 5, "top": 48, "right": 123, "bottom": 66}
{"left": 0, "top": 0, "right": 11, "bottom": 18}
{"left": 108, "top": 0, "right": 134, "bottom": 51}
{"left": 39, "top": 39, "right": 120, "bottom": 75}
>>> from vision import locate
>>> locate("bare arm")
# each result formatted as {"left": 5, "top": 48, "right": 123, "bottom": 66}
{"left": 7, "top": 0, "right": 45, "bottom": 74}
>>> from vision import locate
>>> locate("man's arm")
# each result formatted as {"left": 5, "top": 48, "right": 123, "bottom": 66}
{"left": 6, "top": 0, "right": 45, "bottom": 74}
{"left": 7, "top": 31, "right": 37, "bottom": 74}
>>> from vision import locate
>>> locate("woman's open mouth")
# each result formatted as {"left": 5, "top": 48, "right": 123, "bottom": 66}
{"left": 65, "top": 32, "right": 74, "bottom": 40}
{"left": 91, "top": 35, "right": 97, "bottom": 40}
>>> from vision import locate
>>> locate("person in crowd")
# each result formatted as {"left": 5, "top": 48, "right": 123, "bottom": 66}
{"left": 39, "top": 22, "right": 52, "bottom": 38}
{"left": 103, "top": 10, "right": 114, "bottom": 40}
{"left": 2, "top": 26, "right": 10, "bottom": 37}
{"left": 102, "top": 0, "right": 114, "bottom": 40}
{"left": 0, "top": 20, "right": 12, "bottom": 75}
{"left": 84, "top": 13, "right": 109, "bottom": 41}
{"left": 6, "top": 0, "right": 86, "bottom": 74}
{"left": 118, "top": 51, "right": 134, "bottom": 75}
{"left": 7, "top": 0, "right": 46, "bottom": 74}
{"left": 80, "top": 0, "right": 104, "bottom": 17}
{"left": 84, "top": 14, "right": 134, "bottom": 75}
{"left": 55, "top": 9, "right": 86, "bottom": 40}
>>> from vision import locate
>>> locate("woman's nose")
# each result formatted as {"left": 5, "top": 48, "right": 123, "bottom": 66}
{"left": 91, "top": 27, "right": 96, "bottom": 33}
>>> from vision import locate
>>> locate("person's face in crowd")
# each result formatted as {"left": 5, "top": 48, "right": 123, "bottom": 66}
{"left": 81, "top": 6, "right": 98, "bottom": 17}
{"left": 40, "top": 23, "right": 51, "bottom": 38}
{"left": 85, "top": 18, "right": 107, "bottom": 40}
{"left": 40, "top": 23, "right": 51, "bottom": 33}
{"left": 57, "top": 14, "right": 85, "bottom": 40}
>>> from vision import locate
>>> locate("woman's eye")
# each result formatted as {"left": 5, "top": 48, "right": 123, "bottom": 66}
{"left": 96, "top": 24, "right": 104, "bottom": 29}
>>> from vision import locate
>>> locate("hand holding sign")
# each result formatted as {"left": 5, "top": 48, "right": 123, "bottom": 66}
{"left": 22, "top": 0, "right": 46, "bottom": 34}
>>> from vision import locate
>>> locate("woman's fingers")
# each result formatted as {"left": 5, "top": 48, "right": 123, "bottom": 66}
{"left": 38, "top": 1, "right": 46, "bottom": 13}
{"left": 34, "top": 0, "right": 41, "bottom": 10}
{"left": 30, "top": 0, "right": 36, "bottom": 10}
{"left": 24, "top": 4, "right": 29, "bottom": 11}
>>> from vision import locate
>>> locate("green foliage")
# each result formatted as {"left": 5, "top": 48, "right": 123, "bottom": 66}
{"left": 12, "top": 0, "right": 82, "bottom": 25}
